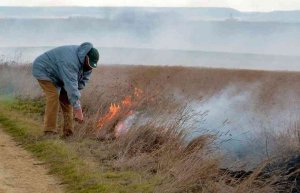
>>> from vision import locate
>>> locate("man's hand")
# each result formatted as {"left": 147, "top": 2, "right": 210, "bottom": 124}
{"left": 74, "top": 107, "right": 84, "bottom": 123}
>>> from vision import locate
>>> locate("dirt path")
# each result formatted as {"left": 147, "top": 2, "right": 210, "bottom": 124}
{"left": 0, "top": 128, "right": 64, "bottom": 193}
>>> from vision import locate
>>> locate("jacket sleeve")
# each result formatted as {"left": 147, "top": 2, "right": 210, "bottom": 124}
{"left": 58, "top": 62, "right": 81, "bottom": 109}
{"left": 78, "top": 70, "right": 92, "bottom": 90}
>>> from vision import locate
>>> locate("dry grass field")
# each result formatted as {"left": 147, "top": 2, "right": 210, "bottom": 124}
{"left": 1, "top": 63, "right": 300, "bottom": 192}
{"left": 2, "top": 64, "right": 300, "bottom": 108}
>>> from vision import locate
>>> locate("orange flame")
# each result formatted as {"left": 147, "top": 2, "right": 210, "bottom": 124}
{"left": 97, "top": 87, "right": 143, "bottom": 131}
{"left": 122, "top": 96, "right": 132, "bottom": 107}
{"left": 97, "top": 103, "right": 121, "bottom": 128}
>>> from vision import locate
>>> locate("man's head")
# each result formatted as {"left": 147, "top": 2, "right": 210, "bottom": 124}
{"left": 84, "top": 47, "right": 99, "bottom": 71}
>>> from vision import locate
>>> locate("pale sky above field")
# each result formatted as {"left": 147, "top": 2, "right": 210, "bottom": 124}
{"left": 1, "top": 0, "right": 300, "bottom": 12}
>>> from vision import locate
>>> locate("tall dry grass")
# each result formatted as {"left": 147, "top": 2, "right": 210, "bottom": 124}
{"left": 109, "top": 111, "right": 279, "bottom": 193}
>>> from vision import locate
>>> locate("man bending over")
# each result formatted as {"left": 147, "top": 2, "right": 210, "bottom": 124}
{"left": 32, "top": 42, "right": 99, "bottom": 138}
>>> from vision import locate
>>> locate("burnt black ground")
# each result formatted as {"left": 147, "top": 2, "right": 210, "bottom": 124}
{"left": 221, "top": 155, "right": 300, "bottom": 192}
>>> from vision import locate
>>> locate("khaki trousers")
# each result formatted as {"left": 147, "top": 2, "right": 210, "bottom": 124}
{"left": 38, "top": 80, "right": 73, "bottom": 134}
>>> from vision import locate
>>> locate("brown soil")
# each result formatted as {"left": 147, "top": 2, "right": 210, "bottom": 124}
{"left": 0, "top": 128, "right": 64, "bottom": 193}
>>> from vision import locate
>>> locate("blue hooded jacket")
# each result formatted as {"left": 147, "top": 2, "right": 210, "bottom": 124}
{"left": 32, "top": 42, "right": 93, "bottom": 109}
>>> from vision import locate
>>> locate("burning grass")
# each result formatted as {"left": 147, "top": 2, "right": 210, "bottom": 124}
{"left": 96, "top": 87, "right": 143, "bottom": 139}
{"left": 1, "top": 95, "right": 283, "bottom": 192}
{"left": 3, "top": 97, "right": 281, "bottom": 192}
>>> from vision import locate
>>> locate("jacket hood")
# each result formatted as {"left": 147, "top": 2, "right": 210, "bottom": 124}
{"left": 77, "top": 42, "right": 93, "bottom": 64}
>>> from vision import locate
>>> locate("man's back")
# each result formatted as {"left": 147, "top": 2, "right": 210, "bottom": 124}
{"left": 32, "top": 42, "right": 93, "bottom": 86}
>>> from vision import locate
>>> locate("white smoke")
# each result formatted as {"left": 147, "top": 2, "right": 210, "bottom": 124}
{"left": 186, "top": 82, "right": 300, "bottom": 167}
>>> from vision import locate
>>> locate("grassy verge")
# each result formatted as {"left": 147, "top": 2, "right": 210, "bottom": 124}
{"left": 0, "top": 97, "right": 157, "bottom": 193}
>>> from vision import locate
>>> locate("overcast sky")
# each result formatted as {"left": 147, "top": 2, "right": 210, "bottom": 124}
{"left": 1, "top": 0, "right": 300, "bottom": 12}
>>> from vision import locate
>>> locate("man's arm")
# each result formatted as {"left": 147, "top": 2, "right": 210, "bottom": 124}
{"left": 58, "top": 62, "right": 81, "bottom": 109}
{"left": 78, "top": 70, "right": 92, "bottom": 90}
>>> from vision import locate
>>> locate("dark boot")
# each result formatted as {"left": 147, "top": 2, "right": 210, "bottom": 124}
{"left": 63, "top": 129, "right": 73, "bottom": 138}
{"left": 42, "top": 131, "right": 59, "bottom": 140}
